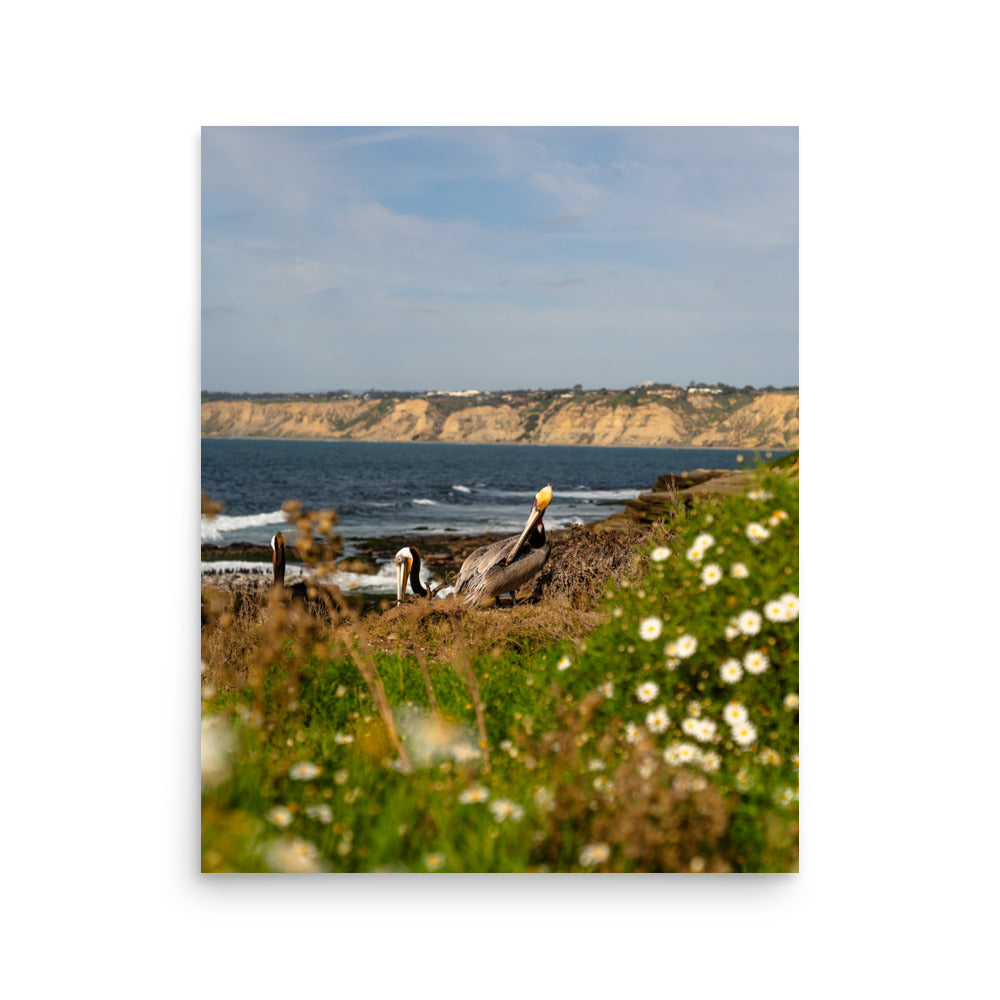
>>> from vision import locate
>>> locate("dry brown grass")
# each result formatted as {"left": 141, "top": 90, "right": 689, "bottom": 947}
{"left": 529, "top": 519, "right": 666, "bottom": 607}
{"left": 346, "top": 594, "right": 605, "bottom": 662}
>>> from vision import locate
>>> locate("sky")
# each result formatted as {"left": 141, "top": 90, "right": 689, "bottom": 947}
{"left": 202, "top": 126, "right": 798, "bottom": 393}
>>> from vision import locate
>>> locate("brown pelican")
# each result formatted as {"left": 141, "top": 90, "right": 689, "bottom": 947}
{"left": 271, "top": 530, "right": 322, "bottom": 608}
{"left": 454, "top": 485, "right": 553, "bottom": 607}
{"left": 394, "top": 545, "right": 429, "bottom": 605}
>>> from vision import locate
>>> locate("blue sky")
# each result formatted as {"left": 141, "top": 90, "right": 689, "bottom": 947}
{"left": 202, "top": 126, "right": 798, "bottom": 392}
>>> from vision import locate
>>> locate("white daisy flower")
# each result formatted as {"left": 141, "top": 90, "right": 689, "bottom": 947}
{"left": 650, "top": 546, "right": 672, "bottom": 562}
{"left": 686, "top": 545, "right": 706, "bottom": 563}
{"left": 263, "top": 836, "right": 324, "bottom": 874}
{"left": 724, "top": 622, "right": 740, "bottom": 641}
{"left": 304, "top": 803, "right": 333, "bottom": 823}
{"left": 784, "top": 692, "right": 799, "bottom": 711}
{"left": 764, "top": 600, "right": 789, "bottom": 622}
{"left": 723, "top": 701, "right": 749, "bottom": 725}
{"left": 743, "top": 649, "right": 770, "bottom": 675}
{"left": 637, "top": 757, "right": 656, "bottom": 780}
{"left": 746, "top": 489, "right": 773, "bottom": 501}
{"left": 333, "top": 732, "right": 353, "bottom": 744}
{"left": 489, "top": 799, "right": 525, "bottom": 823}
{"left": 694, "top": 533, "right": 715, "bottom": 550}
{"left": 700, "top": 751, "right": 721, "bottom": 774}
{"left": 579, "top": 842, "right": 610, "bottom": 866}
{"left": 645, "top": 705, "right": 670, "bottom": 734}
{"left": 624, "top": 721, "right": 641, "bottom": 745}
{"left": 556, "top": 654, "right": 572, "bottom": 671}
{"left": 746, "top": 522, "right": 771, "bottom": 543}
{"left": 599, "top": 680, "right": 614, "bottom": 698}
{"left": 720, "top": 659, "right": 743, "bottom": 684}
{"left": 638, "top": 617, "right": 663, "bottom": 641}
{"left": 451, "top": 742, "right": 481, "bottom": 763}
{"left": 458, "top": 785, "right": 489, "bottom": 804}
{"left": 731, "top": 722, "right": 758, "bottom": 748}
{"left": 636, "top": 681, "right": 660, "bottom": 704}
{"left": 592, "top": 774, "right": 611, "bottom": 792}
{"left": 774, "top": 787, "right": 796, "bottom": 808}
{"left": 695, "top": 718, "right": 717, "bottom": 742}
{"left": 675, "top": 633, "right": 698, "bottom": 658}
{"left": 700, "top": 563, "right": 723, "bottom": 586}
{"left": 612, "top": 606, "right": 623, "bottom": 618}
{"left": 676, "top": 742, "right": 701, "bottom": 764}
{"left": 666, "top": 657, "right": 680, "bottom": 670}
{"left": 737, "top": 610, "right": 762, "bottom": 636}
{"left": 759, "top": 747, "right": 782, "bottom": 766}
{"left": 781, "top": 593, "right": 800, "bottom": 619}
{"left": 266, "top": 806, "right": 293, "bottom": 829}
{"left": 289, "top": 761, "right": 322, "bottom": 781}
{"left": 533, "top": 786, "right": 555, "bottom": 812}
{"left": 681, "top": 717, "right": 700, "bottom": 736}
{"left": 687, "top": 701, "right": 702, "bottom": 718}
{"left": 730, "top": 562, "right": 749, "bottom": 579}
{"left": 587, "top": 758, "right": 605, "bottom": 772}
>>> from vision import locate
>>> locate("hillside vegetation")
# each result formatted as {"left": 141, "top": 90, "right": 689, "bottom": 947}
{"left": 201, "top": 388, "right": 799, "bottom": 450}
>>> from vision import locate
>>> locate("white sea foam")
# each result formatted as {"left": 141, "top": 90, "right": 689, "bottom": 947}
{"left": 412, "top": 498, "right": 437, "bottom": 505}
{"left": 451, "top": 484, "right": 472, "bottom": 493}
{"left": 547, "top": 517, "right": 586, "bottom": 529}
{"left": 201, "top": 559, "right": 445, "bottom": 595}
{"left": 559, "top": 489, "right": 641, "bottom": 502}
{"left": 201, "top": 509, "right": 288, "bottom": 543}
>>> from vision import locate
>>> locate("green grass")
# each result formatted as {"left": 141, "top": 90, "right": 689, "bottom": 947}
{"left": 202, "top": 465, "right": 798, "bottom": 872}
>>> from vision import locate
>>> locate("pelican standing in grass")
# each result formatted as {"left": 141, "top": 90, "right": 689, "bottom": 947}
{"left": 394, "top": 545, "right": 429, "bottom": 605}
{"left": 271, "top": 530, "right": 310, "bottom": 602}
{"left": 454, "top": 484, "right": 553, "bottom": 607}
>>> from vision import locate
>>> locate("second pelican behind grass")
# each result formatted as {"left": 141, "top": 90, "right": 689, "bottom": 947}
{"left": 454, "top": 484, "right": 553, "bottom": 607}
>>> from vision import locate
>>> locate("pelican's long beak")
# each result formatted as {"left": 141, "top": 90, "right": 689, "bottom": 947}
{"left": 395, "top": 553, "right": 410, "bottom": 605}
{"left": 506, "top": 485, "right": 553, "bottom": 565}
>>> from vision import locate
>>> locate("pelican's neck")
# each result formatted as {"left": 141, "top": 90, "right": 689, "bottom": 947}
{"left": 409, "top": 546, "right": 428, "bottom": 597}
{"left": 529, "top": 522, "right": 546, "bottom": 548}
{"left": 272, "top": 534, "right": 286, "bottom": 589}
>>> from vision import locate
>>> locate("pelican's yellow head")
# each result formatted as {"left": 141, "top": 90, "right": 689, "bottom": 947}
{"left": 535, "top": 484, "right": 553, "bottom": 511}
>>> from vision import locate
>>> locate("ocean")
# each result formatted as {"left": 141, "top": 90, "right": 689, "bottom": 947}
{"left": 201, "top": 438, "right": 789, "bottom": 592}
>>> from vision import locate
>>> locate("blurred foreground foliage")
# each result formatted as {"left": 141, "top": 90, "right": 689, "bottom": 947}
{"left": 201, "top": 463, "right": 798, "bottom": 873}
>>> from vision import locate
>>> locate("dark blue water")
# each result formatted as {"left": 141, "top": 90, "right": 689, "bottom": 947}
{"left": 201, "top": 439, "right": 787, "bottom": 550}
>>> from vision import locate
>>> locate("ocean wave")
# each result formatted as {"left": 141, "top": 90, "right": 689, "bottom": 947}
{"left": 201, "top": 509, "right": 288, "bottom": 543}
{"left": 547, "top": 517, "right": 586, "bottom": 529}
{"left": 451, "top": 485, "right": 472, "bottom": 493}
{"left": 558, "top": 489, "right": 641, "bottom": 502}
{"left": 411, "top": 498, "right": 437, "bottom": 505}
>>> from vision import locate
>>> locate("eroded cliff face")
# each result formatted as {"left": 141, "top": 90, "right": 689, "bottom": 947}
{"left": 201, "top": 392, "right": 799, "bottom": 449}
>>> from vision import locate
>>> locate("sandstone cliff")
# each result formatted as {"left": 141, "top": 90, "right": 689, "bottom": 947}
{"left": 201, "top": 390, "right": 798, "bottom": 450}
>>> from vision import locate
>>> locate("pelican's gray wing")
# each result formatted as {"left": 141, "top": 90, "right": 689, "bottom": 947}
{"left": 454, "top": 536, "right": 518, "bottom": 596}
{"left": 459, "top": 539, "right": 551, "bottom": 607}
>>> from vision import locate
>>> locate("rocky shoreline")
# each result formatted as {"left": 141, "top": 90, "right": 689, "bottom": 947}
{"left": 201, "top": 466, "right": 778, "bottom": 592}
